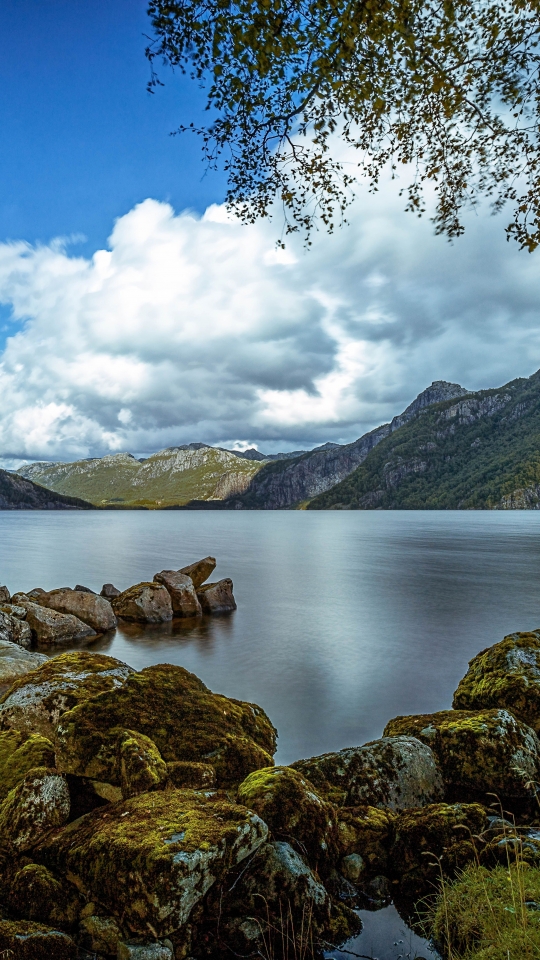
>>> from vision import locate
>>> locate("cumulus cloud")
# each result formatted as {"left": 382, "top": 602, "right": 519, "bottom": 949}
{"left": 0, "top": 178, "right": 540, "bottom": 462}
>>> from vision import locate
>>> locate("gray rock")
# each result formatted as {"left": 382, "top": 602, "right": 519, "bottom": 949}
{"left": 0, "top": 587, "right": 10, "bottom": 603}
{"left": 0, "top": 768, "right": 70, "bottom": 851}
{"left": 39, "top": 588, "right": 117, "bottom": 632}
{"left": 196, "top": 578, "right": 236, "bottom": 614}
{"left": 101, "top": 583, "right": 121, "bottom": 598}
{"left": 74, "top": 584, "right": 96, "bottom": 594}
{"left": 0, "top": 640, "right": 47, "bottom": 687}
{"left": 0, "top": 603, "right": 28, "bottom": 619}
{"left": 15, "top": 600, "right": 97, "bottom": 645}
{"left": 79, "top": 914, "right": 122, "bottom": 955}
{"left": 117, "top": 941, "right": 174, "bottom": 960}
{"left": 0, "top": 610, "right": 32, "bottom": 648}
{"left": 340, "top": 852, "right": 365, "bottom": 883}
{"left": 153, "top": 571, "right": 202, "bottom": 617}
{"left": 112, "top": 582, "right": 173, "bottom": 623}
{"left": 179, "top": 556, "right": 216, "bottom": 588}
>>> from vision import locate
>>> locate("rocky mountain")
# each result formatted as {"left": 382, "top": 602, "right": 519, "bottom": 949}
{"left": 0, "top": 469, "right": 92, "bottom": 510}
{"left": 308, "top": 370, "right": 540, "bottom": 509}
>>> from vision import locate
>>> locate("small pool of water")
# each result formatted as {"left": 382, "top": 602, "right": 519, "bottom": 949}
{"left": 326, "top": 905, "right": 441, "bottom": 960}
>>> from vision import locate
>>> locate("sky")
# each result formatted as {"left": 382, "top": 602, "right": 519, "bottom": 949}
{"left": 0, "top": 1, "right": 540, "bottom": 464}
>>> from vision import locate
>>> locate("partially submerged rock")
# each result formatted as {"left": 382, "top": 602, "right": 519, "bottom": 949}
{"left": 39, "top": 588, "right": 117, "bottom": 632}
{"left": 453, "top": 630, "right": 540, "bottom": 733}
{"left": 0, "top": 651, "right": 134, "bottom": 739}
{"left": 15, "top": 600, "right": 97, "bottom": 645}
{"left": 56, "top": 663, "right": 277, "bottom": 788}
{"left": 112, "top": 582, "right": 173, "bottom": 623}
{"left": 0, "top": 767, "right": 70, "bottom": 851}
{"left": 0, "top": 728, "right": 55, "bottom": 801}
{"left": 0, "top": 920, "right": 76, "bottom": 959}
{"left": 196, "top": 578, "right": 237, "bottom": 614}
{"left": 384, "top": 708, "right": 540, "bottom": 800}
{"left": 179, "top": 556, "right": 216, "bottom": 588}
{"left": 292, "top": 735, "right": 444, "bottom": 811}
{"left": 0, "top": 639, "right": 47, "bottom": 687}
{"left": 37, "top": 788, "right": 268, "bottom": 937}
{"left": 153, "top": 570, "right": 202, "bottom": 617}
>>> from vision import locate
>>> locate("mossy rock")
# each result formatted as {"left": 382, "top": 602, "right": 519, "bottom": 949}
{"left": 0, "top": 919, "right": 76, "bottom": 959}
{"left": 0, "top": 651, "right": 134, "bottom": 739}
{"left": 78, "top": 914, "right": 122, "bottom": 955}
{"left": 0, "top": 766, "right": 71, "bottom": 852}
{"left": 8, "top": 862, "right": 82, "bottom": 928}
{"left": 0, "top": 728, "right": 55, "bottom": 801}
{"left": 166, "top": 761, "right": 216, "bottom": 790}
{"left": 72, "top": 726, "right": 169, "bottom": 800}
{"left": 453, "top": 631, "right": 540, "bottom": 733}
{"left": 384, "top": 708, "right": 540, "bottom": 801}
{"left": 237, "top": 765, "right": 338, "bottom": 871}
{"left": 35, "top": 787, "right": 268, "bottom": 938}
{"left": 291, "top": 736, "right": 443, "bottom": 811}
{"left": 56, "top": 663, "right": 277, "bottom": 788}
{"left": 336, "top": 805, "right": 396, "bottom": 878}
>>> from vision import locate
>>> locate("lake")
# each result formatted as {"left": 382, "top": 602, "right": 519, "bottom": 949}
{"left": 1, "top": 509, "right": 539, "bottom": 765}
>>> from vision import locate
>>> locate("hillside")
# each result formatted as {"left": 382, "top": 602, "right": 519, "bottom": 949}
{"left": 16, "top": 444, "right": 265, "bottom": 508}
{"left": 0, "top": 470, "right": 92, "bottom": 510}
{"left": 308, "top": 370, "right": 540, "bottom": 510}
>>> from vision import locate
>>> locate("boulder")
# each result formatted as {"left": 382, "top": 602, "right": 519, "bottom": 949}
{"left": 237, "top": 765, "right": 338, "bottom": 870}
{"left": 76, "top": 726, "right": 169, "bottom": 801}
{"left": 0, "top": 920, "right": 76, "bottom": 959}
{"left": 153, "top": 570, "right": 202, "bottom": 617}
{"left": 0, "top": 609, "right": 32, "bottom": 648}
{"left": 0, "top": 586, "right": 10, "bottom": 603}
{"left": 166, "top": 760, "right": 216, "bottom": 790}
{"left": 179, "top": 556, "right": 216, "bottom": 588}
{"left": 453, "top": 630, "right": 540, "bottom": 733}
{"left": 336, "top": 806, "right": 396, "bottom": 878}
{"left": 15, "top": 600, "right": 96, "bottom": 645}
{"left": 117, "top": 941, "right": 174, "bottom": 960}
{"left": 8, "top": 863, "right": 82, "bottom": 928}
{"left": 79, "top": 914, "right": 122, "bottom": 955}
{"left": 0, "top": 651, "right": 134, "bottom": 739}
{"left": 384, "top": 708, "right": 540, "bottom": 800}
{"left": 39, "top": 588, "right": 117, "bottom": 633}
{"left": 0, "top": 767, "right": 70, "bottom": 851}
{"left": 36, "top": 788, "right": 268, "bottom": 938}
{"left": 112, "top": 582, "right": 173, "bottom": 623}
{"left": 0, "top": 603, "right": 27, "bottom": 618}
{"left": 55, "top": 663, "right": 277, "bottom": 788}
{"left": 0, "top": 640, "right": 47, "bottom": 687}
{"left": 292, "top": 736, "right": 444, "bottom": 811}
{"left": 100, "top": 583, "right": 121, "bottom": 598}
{"left": 74, "top": 584, "right": 95, "bottom": 594}
{"left": 196, "top": 578, "right": 237, "bottom": 614}
{"left": 0, "top": 728, "right": 56, "bottom": 801}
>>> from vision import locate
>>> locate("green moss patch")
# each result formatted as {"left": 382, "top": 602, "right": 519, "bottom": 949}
{"left": 8, "top": 862, "right": 82, "bottom": 929}
{"left": 0, "top": 919, "right": 76, "bottom": 959}
{"left": 0, "top": 729, "right": 55, "bottom": 800}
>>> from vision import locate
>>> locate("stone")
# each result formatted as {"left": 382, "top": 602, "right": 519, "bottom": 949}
{"left": 0, "top": 651, "right": 134, "bottom": 739}
{"left": 55, "top": 663, "right": 276, "bottom": 788}
{"left": 0, "top": 728, "right": 56, "bottom": 801}
{"left": 101, "top": 583, "right": 121, "bottom": 598}
{"left": 166, "top": 760, "right": 216, "bottom": 790}
{"left": 79, "top": 914, "right": 122, "bottom": 954}
{"left": 0, "top": 603, "right": 27, "bottom": 618}
{"left": 337, "top": 806, "right": 396, "bottom": 877}
{"left": 0, "top": 609, "right": 32, "bottom": 648}
{"left": 384, "top": 708, "right": 540, "bottom": 800}
{"left": 15, "top": 600, "right": 97, "bottom": 645}
{"left": 79, "top": 727, "right": 169, "bottom": 800}
{"left": 0, "top": 640, "right": 47, "bottom": 687}
{"left": 117, "top": 941, "right": 174, "bottom": 960}
{"left": 237, "top": 765, "right": 338, "bottom": 870}
{"left": 196, "top": 578, "right": 236, "bottom": 614}
{"left": 153, "top": 571, "right": 202, "bottom": 617}
{"left": 39, "top": 588, "right": 117, "bottom": 632}
{"left": 178, "top": 556, "right": 216, "bottom": 588}
{"left": 0, "top": 586, "right": 10, "bottom": 603}
{"left": 0, "top": 920, "right": 76, "bottom": 959}
{"left": 112, "top": 582, "right": 173, "bottom": 623}
{"left": 37, "top": 788, "right": 268, "bottom": 938}
{"left": 340, "top": 852, "right": 365, "bottom": 882}
{"left": 27, "top": 588, "right": 46, "bottom": 599}
{"left": 0, "top": 767, "right": 70, "bottom": 851}
{"left": 8, "top": 863, "right": 82, "bottom": 927}
{"left": 292, "top": 736, "right": 444, "bottom": 811}
{"left": 453, "top": 630, "right": 540, "bottom": 733}
{"left": 74, "top": 584, "right": 95, "bottom": 594}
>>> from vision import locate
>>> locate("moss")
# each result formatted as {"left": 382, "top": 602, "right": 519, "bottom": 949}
{"left": 76, "top": 726, "right": 169, "bottom": 798}
{"left": 383, "top": 708, "right": 539, "bottom": 800}
{"left": 453, "top": 631, "right": 540, "bottom": 733}
{"left": 0, "top": 729, "right": 55, "bottom": 800}
{"left": 8, "top": 863, "right": 82, "bottom": 928}
{"left": 166, "top": 761, "right": 216, "bottom": 789}
{"left": 56, "top": 663, "right": 277, "bottom": 788}
{"left": 0, "top": 766, "right": 71, "bottom": 852}
{"left": 337, "top": 806, "right": 396, "bottom": 877}
{"left": 0, "top": 919, "right": 76, "bottom": 959}
{"left": 237, "top": 766, "right": 338, "bottom": 872}
{"left": 429, "top": 862, "right": 540, "bottom": 959}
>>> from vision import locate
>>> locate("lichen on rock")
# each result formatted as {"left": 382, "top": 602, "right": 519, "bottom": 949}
{"left": 0, "top": 728, "right": 55, "bottom": 801}
{"left": 0, "top": 766, "right": 70, "bottom": 851}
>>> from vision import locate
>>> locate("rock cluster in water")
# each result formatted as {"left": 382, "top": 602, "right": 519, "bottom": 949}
{"left": 0, "top": 627, "right": 539, "bottom": 957}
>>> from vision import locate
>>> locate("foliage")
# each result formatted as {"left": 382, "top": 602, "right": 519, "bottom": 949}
{"left": 148, "top": 0, "right": 540, "bottom": 246}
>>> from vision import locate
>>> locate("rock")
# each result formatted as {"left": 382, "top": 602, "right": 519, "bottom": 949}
{"left": 55, "top": 663, "right": 276, "bottom": 788}
{"left": 0, "top": 728, "right": 56, "bottom": 801}
{"left": 0, "top": 651, "right": 134, "bottom": 739}
{"left": 237, "top": 765, "right": 338, "bottom": 870}
{"left": 15, "top": 600, "right": 96, "bottom": 645}
{"left": 292, "top": 736, "right": 444, "bottom": 811}
{"left": 340, "top": 852, "right": 365, "bottom": 882}
{"left": 0, "top": 920, "right": 76, "bottom": 959}
{"left": 39, "top": 588, "right": 117, "bottom": 632}
{"left": 453, "top": 630, "right": 540, "bottom": 733}
{"left": 112, "top": 582, "right": 173, "bottom": 623}
{"left": 8, "top": 863, "right": 82, "bottom": 927}
{"left": 27, "top": 588, "right": 46, "bottom": 599}
{"left": 117, "top": 941, "right": 174, "bottom": 960}
{"left": 196, "top": 578, "right": 236, "bottom": 614}
{"left": 0, "top": 767, "right": 70, "bottom": 851}
{"left": 37, "top": 788, "right": 268, "bottom": 938}
{"left": 337, "top": 806, "right": 396, "bottom": 877}
{"left": 0, "top": 586, "right": 10, "bottom": 603}
{"left": 0, "top": 640, "right": 47, "bottom": 687}
{"left": 179, "top": 556, "right": 216, "bottom": 588}
{"left": 79, "top": 914, "right": 122, "bottom": 955}
{"left": 384, "top": 708, "right": 540, "bottom": 800}
{"left": 0, "top": 609, "right": 32, "bottom": 648}
{"left": 74, "top": 584, "right": 95, "bottom": 594}
{"left": 100, "top": 583, "right": 121, "bottom": 598}
{"left": 166, "top": 760, "right": 216, "bottom": 789}
{"left": 80, "top": 727, "right": 169, "bottom": 801}
{"left": 0, "top": 603, "right": 27, "bottom": 618}
{"left": 153, "top": 571, "right": 202, "bottom": 617}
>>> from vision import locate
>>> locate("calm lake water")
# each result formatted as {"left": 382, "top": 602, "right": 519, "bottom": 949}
{"left": 1, "top": 509, "right": 540, "bottom": 765}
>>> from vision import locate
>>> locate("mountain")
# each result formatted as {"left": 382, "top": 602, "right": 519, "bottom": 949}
{"left": 0, "top": 469, "right": 92, "bottom": 510}
{"left": 308, "top": 370, "right": 540, "bottom": 510}
{"left": 16, "top": 444, "right": 266, "bottom": 508}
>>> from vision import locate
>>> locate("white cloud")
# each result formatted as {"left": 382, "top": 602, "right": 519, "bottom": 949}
{"left": 0, "top": 180, "right": 540, "bottom": 461}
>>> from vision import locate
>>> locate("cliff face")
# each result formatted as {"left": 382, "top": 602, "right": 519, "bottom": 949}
{"left": 0, "top": 470, "right": 92, "bottom": 510}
